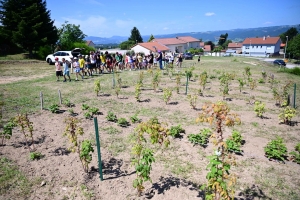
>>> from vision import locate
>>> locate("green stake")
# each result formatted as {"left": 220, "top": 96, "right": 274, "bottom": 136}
{"left": 94, "top": 117, "right": 103, "bottom": 181}
{"left": 293, "top": 83, "right": 296, "bottom": 108}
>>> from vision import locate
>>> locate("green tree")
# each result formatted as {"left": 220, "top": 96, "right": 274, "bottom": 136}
{"left": 119, "top": 40, "right": 135, "bottom": 50}
{"left": 222, "top": 39, "right": 232, "bottom": 49}
{"left": 148, "top": 34, "right": 155, "bottom": 42}
{"left": 205, "top": 41, "right": 215, "bottom": 51}
{"left": 128, "top": 27, "right": 143, "bottom": 43}
{"left": 218, "top": 33, "right": 228, "bottom": 47}
{"left": 58, "top": 21, "right": 86, "bottom": 50}
{"left": 213, "top": 46, "right": 223, "bottom": 52}
{"left": 280, "top": 27, "right": 299, "bottom": 43}
{"left": 0, "top": 0, "right": 58, "bottom": 57}
{"left": 287, "top": 34, "right": 300, "bottom": 60}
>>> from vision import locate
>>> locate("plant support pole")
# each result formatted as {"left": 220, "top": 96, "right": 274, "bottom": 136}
{"left": 58, "top": 90, "right": 62, "bottom": 105}
{"left": 112, "top": 71, "right": 115, "bottom": 88}
{"left": 185, "top": 75, "right": 189, "bottom": 95}
{"left": 293, "top": 83, "right": 296, "bottom": 108}
{"left": 94, "top": 117, "right": 103, "bottom": 181}
{"left": 40, "top": 92, "right": 43, "bottom": 110}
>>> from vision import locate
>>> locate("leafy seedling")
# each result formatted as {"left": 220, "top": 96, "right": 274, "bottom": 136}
{"left": 169, "top": 124, "right": 185, "bottom": 138}
{"left": 290, "top": 143, "right": 300, "bottom": 164}
{"left": 106, "top": 111, "right": 117, "bottom": 122}
{"left": 264, "top": 136, "right": 287, "bottom": 162}
{"left": 117, "top": 118, "right": 130, "bottom": 127}
{"left": 188, "top": 128, "right": 212, "bottom": 147}
{"left": 49, "top": 104, "right": 60, "bottom": 113}
{"left": 81, "top": 104, "right": 90, "bottom": 111}
{"left": 130, "top": 114, "right": 141, "bottom": 123}
{"left": 29, "top": 152, "right": 43, "bottom": 160}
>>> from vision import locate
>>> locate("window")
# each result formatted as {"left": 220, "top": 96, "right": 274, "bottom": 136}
{"left": 53, "top": 52, "right": 61, "bottom": 56}
{"left": 260, "top": 46, "right": 262, "bottom": 48}
{"left": 256, "top": 46, "right": 258, "bottom": 48}
{"left": 246, "top": 46, "right": 249, "bottom": 49}
{"left": 266, "top": 46, "right": 271, "bottom": 50}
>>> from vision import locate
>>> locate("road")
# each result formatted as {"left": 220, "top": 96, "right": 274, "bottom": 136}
{"left": 257, "top": 58, "right": 299, "bottom": 69}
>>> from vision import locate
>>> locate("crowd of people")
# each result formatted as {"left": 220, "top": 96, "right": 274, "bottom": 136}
{"left": 55, "top": 50, "right": 190, "bottom": 82}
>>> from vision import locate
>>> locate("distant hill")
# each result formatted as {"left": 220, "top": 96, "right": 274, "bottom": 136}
{"left": 84, "top": 25, "right": 298, "bottom": 44}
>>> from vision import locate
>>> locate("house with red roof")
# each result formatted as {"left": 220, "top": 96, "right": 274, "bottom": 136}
{"left": 152, "top": 36, "right": 200, "bottom": 53}
{"left": 86, "top": 40, "right": 95, "bottom": 48}
{"left": 227, "top": 42, "right": 243, "bottom": 53}
{"left": 131, "top": 41, "right": 170, "bottom": 55}
{"left": 203, "top": 45, "right": 211, "bottom": 55}
{"left": 242, "top": 36, "right": 281, "bottom": 56}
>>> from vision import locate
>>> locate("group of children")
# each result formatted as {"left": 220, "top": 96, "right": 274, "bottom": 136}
{"left": 55, "top": 50, "right": 192, "bottom": 82}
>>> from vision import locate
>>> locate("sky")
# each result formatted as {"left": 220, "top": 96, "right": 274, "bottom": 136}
{"left": 46, "top": 0, "right": 300, "bottom": 38}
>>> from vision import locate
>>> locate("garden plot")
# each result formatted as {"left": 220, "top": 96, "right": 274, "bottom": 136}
{"left": 0, "top": 57, "right": 300, "bottom": 200}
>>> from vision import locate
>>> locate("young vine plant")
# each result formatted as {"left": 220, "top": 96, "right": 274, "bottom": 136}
{"left": 131, "top": 117, "right": 170, "bottom": 196}
{"left": 197, "top": 101, "right": 241, "bottom": 199}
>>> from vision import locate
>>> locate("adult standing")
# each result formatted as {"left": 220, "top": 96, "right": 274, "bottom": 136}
{"left": 148, "top": 51, "right": 154, "bottom": 69}
{"left": 177, "top": 53, "right": 183, "bottom": 68}
{"left": 95, "top": 52, "right": 101, "bottom": 74}
{"left": 156, "top": 50, "right": 163, "bottom": 70}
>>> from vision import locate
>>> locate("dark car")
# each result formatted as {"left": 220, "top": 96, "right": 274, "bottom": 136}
{"left": 183, "top": 53, "right": 193, "bottom": 60}
{"left": 273, "top": 59, "right": 286, "bottom": 66}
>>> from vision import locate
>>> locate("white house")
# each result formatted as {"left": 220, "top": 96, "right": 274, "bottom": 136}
{"left": 131, "top": 42, "right": 170, "bottom": 55}
{"left": 242, "top": 36, "right": 281, "bottom": 57}
{"left": 152, "top": 36, "right": 200, "bottom": 53}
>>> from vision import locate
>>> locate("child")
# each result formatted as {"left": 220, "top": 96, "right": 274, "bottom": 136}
{"left": 62, "top": 58, "right": 71, "bottom": 82}
{"left": 73, "top": 57, "right": 84, "bottom": 81}
{"left": 55, "top": 57, "right": 62, "bottom": 81}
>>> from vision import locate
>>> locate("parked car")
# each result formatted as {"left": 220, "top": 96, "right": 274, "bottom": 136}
{"left": 45, "top": 48, "right": 83, "bottom": 65}
{"left": 223, "top": 53, "right": 231, "bottom": 57}
{"left": 273, "top": 59, "right": 286, "bottom": 66}
{"left": 183, "top": 53, "right": 193, "bottom": 60}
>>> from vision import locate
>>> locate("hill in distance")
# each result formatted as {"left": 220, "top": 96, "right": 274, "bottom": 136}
{"left": 85, "top": 25, "right": 298, "bottom": 45}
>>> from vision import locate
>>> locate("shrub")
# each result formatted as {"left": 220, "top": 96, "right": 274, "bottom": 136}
{"left": 226, "top": 130, "right": 243, "bottom": 154}
{"left": 106, "top": 111, "right": 117, "bottom": 122}
{"left": 188, "top": 128, "right": 212, "bottom": 147}
{"left": 290, "top": 143, "right": 300, "bottom": 164}
{"left": 130, "top": 114, "right": 141, "bottom": 123}
{"left": 288, "top": 67, "right": 300, "bottom": 76}
{"left": 117, "top": 118, "right": 130, "bottom": 127}
{"left": 279, "top": 106, "right": 296, "bottom": 125}
{"left": 49, "top": 104, "right": 60, "bottom": 113}
{"left": 30, "top": 152, "right": 43, "bottom": 160}
{"left": 264, "top": 137, "right": 287, "bottom": 162}
{"left": 169, "top": 124, "right": 185, "bottom": 138}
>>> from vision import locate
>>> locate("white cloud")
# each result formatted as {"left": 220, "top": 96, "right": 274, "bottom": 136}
{"left": 163, "top": 27, "right": 169, "bottom": 30}
{"left": 61, "top": 16, "right": 107, "bottom": 36}
{"left": 264, "top": 21, "right": 273, "bottom": 24}
{"left": 205, "top": 12, "right": 215, "bottom": 16}
{"left": 87, "top": 0, "right": 103, "bottom": 6}
{"left": 115, "top": 19, "right": 135, "bottom": 28}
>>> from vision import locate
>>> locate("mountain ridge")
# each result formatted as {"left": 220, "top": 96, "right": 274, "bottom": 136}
{"left": 84, "top": 24, "right": 298, "bottom": 44}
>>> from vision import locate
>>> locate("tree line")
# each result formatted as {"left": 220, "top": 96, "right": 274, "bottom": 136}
{"left": 0, "top": 0, "right": 299, "bottom": 60}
